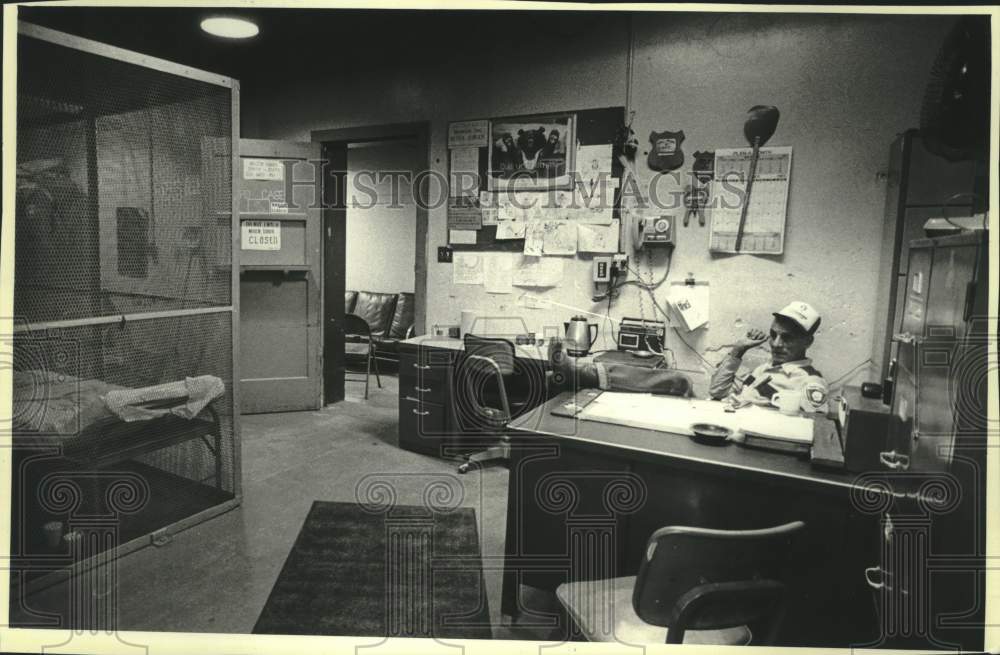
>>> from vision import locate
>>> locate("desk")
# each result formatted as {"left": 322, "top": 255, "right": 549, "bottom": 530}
{"left": 396, "top": 336, "right": 549, "bottom": 456}
{"left": 500, "top": 392, "right": 984, "bottom": 649}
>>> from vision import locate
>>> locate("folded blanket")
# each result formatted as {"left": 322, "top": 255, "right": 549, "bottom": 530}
{"left": 13, "top": 370, "right": 120, "bottom": 435}
{"left": 101, "top": 375, "right": 225, "bottom": 423}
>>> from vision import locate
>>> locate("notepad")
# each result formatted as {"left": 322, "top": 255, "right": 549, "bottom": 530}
{"left": 578, "top": 392, "right": 814, "bottom": 443}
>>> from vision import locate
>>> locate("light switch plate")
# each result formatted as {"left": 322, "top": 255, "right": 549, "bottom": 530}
{"left": 438, "top": 246, "right": 453, "bottom": 263}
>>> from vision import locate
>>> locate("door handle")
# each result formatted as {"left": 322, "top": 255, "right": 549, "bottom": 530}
{"left": 865, "top": 566, "right": 892, "bottom": 591}
{"left": 879, "top": 451, "right": 910, "bottom": 470}
{"left": 413, "top": 363, "right": 431, "bottom": 370}
{"left": 415, "top": 386, "right": 432, "bottom": 393}
{"left": 412, "top": 409, "right": 430, "bottom": 416}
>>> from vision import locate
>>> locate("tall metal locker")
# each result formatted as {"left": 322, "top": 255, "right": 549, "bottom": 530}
{"left": 871, "top": 130, "right": 983, "bottom": 379}
{"left": 873, "top": 232, "right": 989, "bottom": 651}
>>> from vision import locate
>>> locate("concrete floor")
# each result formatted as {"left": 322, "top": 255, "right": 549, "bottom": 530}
{"left": 10, "top": 374, "right": 555, "bottom": 639}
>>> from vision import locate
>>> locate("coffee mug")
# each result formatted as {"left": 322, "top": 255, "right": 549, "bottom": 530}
{"left": 772, "top": 391, "right": 801, "bottom": 415}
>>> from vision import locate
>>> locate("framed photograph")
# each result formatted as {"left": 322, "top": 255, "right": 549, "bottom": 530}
{"left": 488, "top": 112, "right": 575, "bottom": 191}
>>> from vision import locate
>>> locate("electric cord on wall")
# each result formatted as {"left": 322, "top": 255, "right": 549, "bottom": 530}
{"left": 827, "top": 358, "right": 875, "bottom": 393}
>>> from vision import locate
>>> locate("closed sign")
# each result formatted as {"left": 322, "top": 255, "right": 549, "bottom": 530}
{"left": 242, "top": 220, "right": 281, "bottom": 250}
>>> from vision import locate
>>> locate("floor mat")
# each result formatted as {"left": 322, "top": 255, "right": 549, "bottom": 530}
{"left": 253, "top": 500, "right": 493, "bottom": 639}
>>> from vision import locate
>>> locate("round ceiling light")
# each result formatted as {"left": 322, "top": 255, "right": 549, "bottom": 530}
{"left": 200, "top": 17, "right": 259, "bottom": 39}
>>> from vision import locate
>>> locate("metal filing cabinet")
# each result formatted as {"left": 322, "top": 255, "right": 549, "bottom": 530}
{"left": 869, "top": 232, "right": 989, "bottom": 651}
{"left": 398, "top": 343, "right": 457, "bottom": 456}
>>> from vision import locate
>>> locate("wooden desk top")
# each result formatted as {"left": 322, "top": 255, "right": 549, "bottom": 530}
{"left": 509, "top": 391, "right": 865, "bottom": 495}
{"left": 400, "top": 335, "right": 549, "bottom": 362}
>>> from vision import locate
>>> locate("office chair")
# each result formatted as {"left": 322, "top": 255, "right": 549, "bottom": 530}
{"left": 454, "top": 334, "right": 527, "bottom": 474}
{"left": 555, "top": 520, "right": 805, "bottom": 645}
{"left": 343, "top": 313, "right": 382, "bottom": 400}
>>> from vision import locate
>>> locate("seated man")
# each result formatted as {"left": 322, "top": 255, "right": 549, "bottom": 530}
{"left": 709, "top": 301, "right": 829, "bottom": 413}
{"left": 548, "top": 301, "right": 828, "bottom": 412}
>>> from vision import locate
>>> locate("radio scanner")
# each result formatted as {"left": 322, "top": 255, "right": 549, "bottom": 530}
{"left": 617, "top": 317, "right": 666, "bottom": 353}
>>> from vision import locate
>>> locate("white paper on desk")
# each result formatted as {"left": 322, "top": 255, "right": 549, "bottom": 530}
{"left": 523, "top": 220, "right": 544, "bottom": 256}
{"left": 449, "top": 229, "right": 478, "bottom": 245}
{"left": 542, "top": 220, "right": 577, "bottom": 255}
{"left": 580, "top": 392, "right": 813, "bottom": 443}
{"left": 578, "top": 220, "right": 619, "bottom": 253}
{"left": 667, "top": 282, "right": 709, "bottom": 331}
{"left": 453, "top": 252, "right": 484, "bottom": 285}
{"left": 513, "top": 256, "right": 563, "bottom": 287}
{"left": 496, "top": 218, "right": 526, "bottom": 240}
{"left": 449, "top": 147, "right": 480, "bottom": 197}
{"left": 484, "top": 253, "right": 514, "bottom": 294}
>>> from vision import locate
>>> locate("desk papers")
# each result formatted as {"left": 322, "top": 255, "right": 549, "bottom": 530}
{"left": 579, "top": 392, "right": 814, "bottom": 443}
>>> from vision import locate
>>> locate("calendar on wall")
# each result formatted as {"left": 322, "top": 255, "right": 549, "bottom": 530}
{"left": 708, "top": 146, "right": 792, "bottom": 255}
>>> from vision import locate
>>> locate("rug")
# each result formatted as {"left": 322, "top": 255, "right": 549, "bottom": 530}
{"left": 252, "top": 501, "right": 492, "bottom": 639}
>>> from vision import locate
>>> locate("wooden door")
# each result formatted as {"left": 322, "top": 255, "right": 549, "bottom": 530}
{"left": 238, "top": 139, "right": 322, "bottom": 413}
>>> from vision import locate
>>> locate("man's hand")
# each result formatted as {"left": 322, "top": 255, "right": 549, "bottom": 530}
{"left": 733, "top": 328, "right": 768, "bottom": 357}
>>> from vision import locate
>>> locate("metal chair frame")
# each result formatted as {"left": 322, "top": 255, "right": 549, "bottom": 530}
{"left": 343, "top": 313, "right": 382, "bottom": 400}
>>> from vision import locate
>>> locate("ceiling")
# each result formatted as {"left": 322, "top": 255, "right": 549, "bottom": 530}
{"left": 17, "top": 6, "right": 624, "bottom": 85}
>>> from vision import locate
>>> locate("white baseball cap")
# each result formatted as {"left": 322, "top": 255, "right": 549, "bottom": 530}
{"left": 773, "top": 301, "right": 821, "bottom": 335}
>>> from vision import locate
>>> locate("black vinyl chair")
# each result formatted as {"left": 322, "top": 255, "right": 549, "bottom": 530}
{"left": 556, "top": 520, "right": 805, "bottom": 645}
{"left": 343, "top": 313, "right": 382, "bottom": 400}
{"left": 454, "top": 334, "right": 528, "bottom": 474}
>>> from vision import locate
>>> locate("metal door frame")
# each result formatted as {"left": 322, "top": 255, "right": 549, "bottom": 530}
{"left": 312, "top": 122, "right": 430, "bottom": 405}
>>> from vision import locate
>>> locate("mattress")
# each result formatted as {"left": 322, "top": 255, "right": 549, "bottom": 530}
{"left": 12, "top": 370, "right": 224, "bottom": 451}
{"left": 13, "top": 370, "right": 122, "bottom": 440}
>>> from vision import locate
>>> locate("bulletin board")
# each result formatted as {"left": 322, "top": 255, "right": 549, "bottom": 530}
{"left": 448, "top": 106, "right": 625, "bottom": 251}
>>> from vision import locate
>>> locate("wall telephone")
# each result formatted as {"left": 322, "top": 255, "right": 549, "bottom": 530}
{"left": 631, "top": 213, "right": 676, "bottom": 250}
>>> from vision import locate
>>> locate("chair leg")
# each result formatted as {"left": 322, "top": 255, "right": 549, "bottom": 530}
{"left": 372, "top": 351, "right": 382, "bottom": 388}
{"left": 364, "top": 350, "right": 371, "bottom": 400}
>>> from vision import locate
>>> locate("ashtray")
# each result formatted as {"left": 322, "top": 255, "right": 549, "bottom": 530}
{"left": 631, "top": 349, "right": 657, "bottom": 359}
{"left": 689, "top": 423, "right": 733, "bottom": 446}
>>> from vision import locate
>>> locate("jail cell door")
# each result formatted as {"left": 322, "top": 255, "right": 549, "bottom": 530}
{"left": 238, "top": 139, "right": 322, "bottom": 413}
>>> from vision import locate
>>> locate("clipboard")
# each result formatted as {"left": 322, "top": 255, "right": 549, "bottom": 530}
{"left": 667, "top": 276, "right": 709, "bottom": 331}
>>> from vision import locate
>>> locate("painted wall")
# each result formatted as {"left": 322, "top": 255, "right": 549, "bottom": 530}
{"left": 243, "top": 12, "right": 956, "bottom": 393}
{"left": 345, "top": 140, "right": 418, "bottom": 294}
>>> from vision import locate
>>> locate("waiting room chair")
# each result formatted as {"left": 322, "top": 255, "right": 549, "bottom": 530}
{"left": 454, "top": 334, "right": 529, "bottom": 474}
{"left": 343, "top": 313, "right": 382, "bottom": 400}
{"left": 555, "top": 520, "right": 805, "bottom": 645}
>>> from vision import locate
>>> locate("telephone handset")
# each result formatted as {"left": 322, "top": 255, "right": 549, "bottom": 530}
{"left": 630, "top": 213, "right": 676, "bottom": 250}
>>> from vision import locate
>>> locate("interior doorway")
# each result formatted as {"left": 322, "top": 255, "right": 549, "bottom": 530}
{"left": 315, "top": 123, "right": 429, "bottom": 405}
{"left": 345, "top": 140, "right": 419, "bottom": 296}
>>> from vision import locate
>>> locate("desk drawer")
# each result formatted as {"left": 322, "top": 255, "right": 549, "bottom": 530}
{"left": 400, "top": 349, "right": 454, "bottom": 384}
{"left": 402, "top": 381, "right": 450, "bottom": 405}
{"left": 398, "top": 396, "right": 450, "bottom": 455}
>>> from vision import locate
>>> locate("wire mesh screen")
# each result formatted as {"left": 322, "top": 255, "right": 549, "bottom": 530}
{"left": 10, "top": 30, "right": 237, "bottom": 598}
{"left": 16, "top": 35, "right": 232, "bottom": 323}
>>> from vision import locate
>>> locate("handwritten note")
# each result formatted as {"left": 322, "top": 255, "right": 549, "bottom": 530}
{"left": 542, "top": 220, "right": 577, "bottom": 255}
{"left": 496, "top": 219, "right": 526, "bottom": 240}
{"left": 523, "top": 220, "right": 544, "bottom": 256}
{"left": 576, "top": 144, "right": 613, "bottom": 195}
{"left": 513, "top": 257, "right": 563, "bottom": 287}
{"left": 484, "top": 253, "right": 514, "bottom": 294}
{"left": 453, "top": 253, "right": 484, "bottom": 285}
{"left": 578, "top": 220, "right": 620, "bottom": 253}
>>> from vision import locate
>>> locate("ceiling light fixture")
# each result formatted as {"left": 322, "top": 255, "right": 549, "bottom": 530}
{"left": 200, "top": 17, "right": 259, "bottom": 39}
